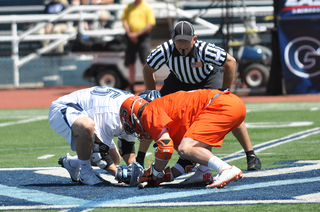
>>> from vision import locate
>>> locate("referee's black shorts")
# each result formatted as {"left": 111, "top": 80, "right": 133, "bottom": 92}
{"left": 160, "top": 71, "right": 223, "bottom": 96}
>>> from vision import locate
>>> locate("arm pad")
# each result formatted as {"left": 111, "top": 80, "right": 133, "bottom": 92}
{"left": 117, "top": 137, "right": 135, "bottom": 156}
{"left": 153, "top": 138, "right": 174, "bottom": 161}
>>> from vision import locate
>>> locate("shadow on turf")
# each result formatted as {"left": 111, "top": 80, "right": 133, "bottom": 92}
{"left": 151, "top": 183, "right": 206, "bottom": 189}
{"left": 22, "top": 181, "right": 113, "bottom": 187}
{"left": 22, "top": 181, "right": 207, "bottom": 189}
{"left": 21, "top": 181, "right": 148, "bottom": 188}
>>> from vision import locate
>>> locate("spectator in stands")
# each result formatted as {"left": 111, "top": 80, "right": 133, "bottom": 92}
{"left": 79, "top": 0, "right": 114, "bottom": 30}
{"left": 70, "top": 0, "right": 90, "bottom": 31}
{"left": 39, "top": 0, "right": 69, "bottom": 53}
{"left": 121, "top": 0, "right": 156, "bottom": 93}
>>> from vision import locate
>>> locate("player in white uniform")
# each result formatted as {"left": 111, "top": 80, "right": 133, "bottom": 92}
{"left": 48, "top": 86, "right": 142, "bottom": 185}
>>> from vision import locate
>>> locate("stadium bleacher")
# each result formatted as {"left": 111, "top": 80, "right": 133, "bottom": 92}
{"left": 0, "top": 0, "right": 44, "bottom": 15}
{"left": 0, "top": 0, "right": 45, "bottom": 55}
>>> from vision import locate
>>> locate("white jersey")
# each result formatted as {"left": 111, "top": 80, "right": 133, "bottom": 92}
{"left": 49, "top": 86, "right": 136, "bottom": 149}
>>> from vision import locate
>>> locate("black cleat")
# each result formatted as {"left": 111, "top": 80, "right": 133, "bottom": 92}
{"left": 247, "top": 155, "right": 261, "bottom": 171}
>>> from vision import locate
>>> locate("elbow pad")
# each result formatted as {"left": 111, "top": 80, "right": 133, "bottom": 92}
{"left": 153, "top": 138, "right": 174, "bottom": 161}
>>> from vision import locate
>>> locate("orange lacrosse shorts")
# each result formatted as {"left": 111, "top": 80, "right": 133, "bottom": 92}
{"left": 184, "top": 93, "right": 246, "bottom": 147}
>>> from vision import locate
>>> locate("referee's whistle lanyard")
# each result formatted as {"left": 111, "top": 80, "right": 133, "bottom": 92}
{"left": 205, "top": 89, "right": 231, "bottom": 108}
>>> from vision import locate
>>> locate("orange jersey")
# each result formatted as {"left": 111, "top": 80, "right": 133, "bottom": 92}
{"left": 140, "top": 89, "right": 246, "bottom": 150}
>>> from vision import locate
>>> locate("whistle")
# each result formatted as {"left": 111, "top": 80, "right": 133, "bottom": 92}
{"left": 181, "top": 49, "right": 186, "bottom": 56}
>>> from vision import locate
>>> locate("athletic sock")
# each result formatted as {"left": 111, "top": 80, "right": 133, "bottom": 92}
{"left": 198, "top": 164, "right": 210, "bottom": 172}
{"left": 173, "top": 163, "right": 185, "bottom": 175}
{"left": 246, "top": 150, "right": 256, "bottom": 159}
{"left": 79, "top": 159, "right": 91, "bottom": 175}
{"left": 208, "top": 156, "right": 231, "bottom": 173}
{"left": 69, "top": 155, "right": 80, "bottom": 168}
{"left": 136, "top": 151, "right": 146, "bottom": 167}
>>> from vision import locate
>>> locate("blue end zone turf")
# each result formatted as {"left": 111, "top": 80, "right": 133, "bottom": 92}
{"left": 0, "top": 160, "right": 320, "bottom": 210}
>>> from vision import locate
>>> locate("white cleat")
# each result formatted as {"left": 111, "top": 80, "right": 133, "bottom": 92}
{"left": 58, "top": 153, "right": 80, "bottom": 182}
{"left": 206, "top": 165, "right": 243, "bottom": 189}
{"left": 79, "top": 168, "right": 105, "bottom": 185}
{"left": 181, "top": 168, "right": 214, "bottom": 185}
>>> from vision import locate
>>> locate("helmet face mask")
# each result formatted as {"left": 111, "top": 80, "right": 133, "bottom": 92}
{"left": 120, "top": 96, "right": 150, "bottom": 139}
{"left": 121, "top": 116, "right": 138, "bottom": 137}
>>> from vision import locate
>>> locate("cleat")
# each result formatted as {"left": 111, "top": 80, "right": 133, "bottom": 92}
{"left": 130, "top": 162, "right": 144, "bottom": 187}
{"left": 79, "top": 168, "right": 105, "bottom": 185}
{"left": 58, "top": 153, "right": 80, "bottom": 182}
{"left": 206, "top": 165, "right": 243, "bottom": 189}
{"left": 185, "top": 162, "right": 197, "bottom": 173}
{"left": 181, "top": 168, "right": 214, "bottom": 185}
{"left": 139, "top": 167, "right": 152, "bottom": 184}
{"left": 247, "top": 155, "right": 261, "bottom": 171}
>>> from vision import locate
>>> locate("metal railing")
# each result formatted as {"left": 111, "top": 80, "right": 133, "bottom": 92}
{"left": 0, "top": 1, "right": 273, "bottom": 87}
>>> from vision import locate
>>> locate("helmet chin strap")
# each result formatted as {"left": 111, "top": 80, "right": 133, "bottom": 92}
{"left": 121, "top": 116, "right": 137, "bottom": 137}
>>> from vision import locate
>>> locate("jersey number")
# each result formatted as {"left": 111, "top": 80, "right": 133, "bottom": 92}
{"left": 90, "top": 86, "right": 130, "bottom": 99}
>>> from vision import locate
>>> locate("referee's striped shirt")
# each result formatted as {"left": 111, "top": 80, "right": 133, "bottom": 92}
{"left": 146, "top": 39, "right": 227, "bottom": 84}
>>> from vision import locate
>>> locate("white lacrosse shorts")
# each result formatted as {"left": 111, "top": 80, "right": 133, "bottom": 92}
{"left": 49, "top": 104, "right": 88, "bottom": 151}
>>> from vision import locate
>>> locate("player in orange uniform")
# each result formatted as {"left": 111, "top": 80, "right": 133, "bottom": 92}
{"left": 119, "top": 89, "right": 245, "bottom": 188}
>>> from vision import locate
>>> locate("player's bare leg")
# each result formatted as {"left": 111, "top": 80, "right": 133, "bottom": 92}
{"left": 232, "top": 121, "right": 252, "bottom": 151}
{"left": 232, "top": 122, "right": 261, "bottom": 170}
{"left": 122, "top": 152, "right": 136, "bottom": 166}
{"left": 72, "top": 116, "right": 95, "bottom": 161}
{"left": 72, "top": 117, "right": 105, "bottom": 185}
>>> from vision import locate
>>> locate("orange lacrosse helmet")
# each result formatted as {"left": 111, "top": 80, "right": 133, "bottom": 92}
{"left": 119, "top": 96, "right": 150, "bottom": 139}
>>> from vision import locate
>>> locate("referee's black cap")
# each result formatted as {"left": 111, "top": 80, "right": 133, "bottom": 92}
{"left": 173, "top": 21, "right": 195, "bottom": 42}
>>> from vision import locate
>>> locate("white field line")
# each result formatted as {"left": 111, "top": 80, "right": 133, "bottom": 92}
{"left": 220, "top": 127, "right": 320, "bottom": 163}
{"left": 0, "top": 116, "right": 48, "bottom": 127}
{"left": 38, "top": 154, "right": 55, "bottom": 159}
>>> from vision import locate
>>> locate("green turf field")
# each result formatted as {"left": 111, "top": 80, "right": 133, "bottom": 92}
{"left": 0, "top": 101, "right": 320, "bottom": 211}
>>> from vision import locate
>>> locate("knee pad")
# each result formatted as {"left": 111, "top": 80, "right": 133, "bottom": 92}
{"left": 117, "top": 137, "right": 135, "bottom": 156}
{"left": 153, "top": 138, "right": 174, "bottom": 161}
